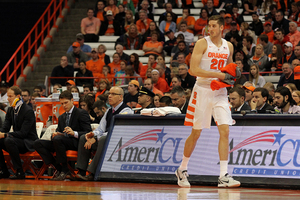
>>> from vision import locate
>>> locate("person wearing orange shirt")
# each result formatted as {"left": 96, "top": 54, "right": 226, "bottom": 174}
{"left": 143, "top": 32, "right": 163, "bottom": 57}
{"left": 257, "top": 22, "right": 274, "bottom": 44}
{"left": 273, "top": 28, "right": 290, "bottom": 53}
{"left": 144, "top": 78, "right": 164, "bottom": 96}
{"left": 97, "top": 44, "right": 111, "bottom": 65}
{"left": 140, "top": 54, "right": 157, "bottom": 77}
{"left": 95, "top": 0, "right": 106, "bottom": 22}
{"left": 99, "top": 10, "right": 121, "bottom": 36}
{"left": 86, "top": 48, "right": 105, "bottom": 83}
{"left": 151, "top": 69, "right": 170, "bottom": 93}
{"left": 194, "top": 8, "right": 209, "bottom": 36}
{"left": 176, "top": 8, "right": 195, "bottom": 34}
{"left": 185, "top": 43, "right": 194, "bottom": 67}
{"left": 136, "top": 10, "right": 152, "bottom": 34}
{"left": 104, "top": 0, "right": 119, "bottom": 17}
{"left": 108, "top": 53, "right": 121, "bottom": 74}
{"left": 224, "top": 14, "right": 240, "bottom": 35}
{"left": 287, "top": 21, "right": 300, "bottom": 49}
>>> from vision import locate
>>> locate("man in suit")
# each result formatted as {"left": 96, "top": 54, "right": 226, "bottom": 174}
{"left": 34, "top": 90, "right": 92, "bottom": 181}
{"left": 0, "top": 86, "right": 38, "bottom": 179}
{"left": 75, "top": 86, "right": 133, "bottom": 181}
{"left": 170, "top": 86, "right": 188, "bottom": 114}
{"left": 229, "top": 87, "right": 251, "bottom": 113}
{"left": 250, "top": 88, "right": 274, "bottom": 113}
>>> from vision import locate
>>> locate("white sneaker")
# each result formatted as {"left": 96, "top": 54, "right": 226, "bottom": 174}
{"left": 175, "top": 168, "right": 190, "bottom": 188}
{"left": 218, "top": 173, "right": 240, "bottom": 188}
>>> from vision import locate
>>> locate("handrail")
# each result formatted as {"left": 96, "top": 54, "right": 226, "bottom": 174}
{"left": 0, "top": 0, "right": 69, "bottom": 85}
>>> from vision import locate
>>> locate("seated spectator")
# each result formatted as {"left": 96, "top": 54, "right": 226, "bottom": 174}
{"left": 99, "top": 65, "right": 115, "bottom": 83}
{"left": 176, "top": 8, "right": 195, "bottom": 34}
{"left": 170, "top": 86, "right": 188, "bottom": 114}
{"left": 261, "top": 0, "right": 276, "bottom": 16}
{"left": 70, "top": 85, "right": 80, "bottom": 95}
{"left": 156, "top": 55, "right": 171, "bottom": 85}
{"left": 140, "top": 54, "right": 157, "bottom": 77}
{"left": 65, "top": 80, "right": 75, "bottom": 91}
{"left": 288, "top": 2, "right": 298, "bottom": 22}
{"left": 81, "top": 8, "right": 101, "bottom": 42}
{"left": 154, "top": 93, "right": 162, "bottom": 107}
{"left": 225, "top": 21, "right": 242, "bottom": 43}
{"left": 259, "top": 21, "right": 274, "bottom": 44}
{"left": 159, "top": 12, "right": 177, "bottom": 35}
{"left": 185, "top": 42, "right": 194, "bottom": 67}
{"left": 224, "top": 14, "right": 240, "bottom": 36}
{"left": 136, "top": 10, "right": 152, "bottom": 34}
{"left": 144, "top": 21, "right": 165, "bottom": 43}
{"left": 31, "top": 92, "right": 40, "bottom": 113}
{"left": 239, "top": 22, "right": 256, "bottom": 45}
{"left": 33, "top": 85, "right": 45, "bottom": 97}
{"left": 287, "top": 21, "right": 300, "bottom": 48}
{"left": 116, "top": 24, "right": 143, "bottom": 50}
{"left": 176, "top": 0, "right": 194, "bottom": 8}
{"left": 164, "top": 30, "right": 177, "bottom": 56}
{"left": 51, "top": 56, "right": 74, "bottom": 86}
{"left": 294, "top": 45, "right": 300, "bottom": 60}
{"left": 258, "top": 34, "right": 273, "bottom": 57}
{"left": 158, "top": 2, "right": 177, "bottom": 24}
{"left": 248, "top": 44, "right": 270, "bottom": 72}
{"left": 234, "top": 59, "right": 247, "bottom": 86}
{"left": 135, "top": 0, "right": 154, "bottom": 22}
{"left": 67, "top": 33, "right": 92, "bottom": 57}
{"left": 250, "top": 88, "right": 274, "bottom": 113}
{"left": 104, "top": 0, "right": 119, "bottom": 17}
{"left": 285, "top": 83, "right": 298, "bottom": 93}
{"left": 124, "top": 80, "right": 140, "bottom": 108}
{"left": 274, "top": 87, "right": 300, "bottom": 113}
{"left": 234, "top": 50, "right": 249, "bottom": 73}
{"left": 279, "top": 42, "right": 296, "bottom": 65}
{"left": 108, "top": 53, "right": 121, "bottom": 74}
{"left": 114, "top": 60, "right": 126, "bottom": 86}
{"left": 129, "top": 53, "right": 143, "bottom": 75}
{"left": 0, "top": 86, "right": 38, "bottom": 179}
{"left": 92, "top": 99, "right": 108, "bottom": 119}
{"left": 178, "top": 63, "right": 195, "bottom": 89}
{"left": 171, "top": 34, "right": 189, "bottom": 57}
{"left": 99, "top": 10, "right": 122, "bottom": 36}
{"left": 278, "top": 63, "right": 296, "bottom": 88}
{"left": 79, "top": 94, "right": 100, "bottom": 123}
{"left": 115, "top": 4, "right": 126, "bottom": 27}
{"left": 34, "top": 90, "right": 92, "bottom": 181}
{"left": 144, "top": 78, "right": 164, "bottom": 96}
{"left": 249, "top": 12, "right": 263, "bottom": 36}
{"left": 151, "top": 69, "right": 170, "bottom": 93}
{"left": 142, "top": 31, "right": 163, "bottom": 56}
{"left": 292, "top": 90, "right": 300, "bottom": 106}
{"left": 230, "top": 32, "right": 243, "bottom": 54}
{"left": 94, "top": 0, "right": 106, "bottom": 22}
{"left": 273, "top": 28, "right": 290, "bottom": 53}
{"left": 229, "top": 87, "right": 251, "bottom": 113}
{"left": 86, "top": 48, "right": 105, "bottom": 83}
{"left": 171, "top": 75, "right": 182, "bottom": 89}
{"left": 242, "top": 81, "right": 255, "bottom": 105}
{"left": 202, "top": 0, "right": 219, "bottom": 8}
{"left": 124, "top": 65, "right": 143, "bottom": 86}
{"left": 268, "top": 44, "right": 284, "bottom": 72}
{"left": 21, "top": 89, "right": 32, "bottom": 108}
{"left": 194, "top": 8, "right": 209, "bottom": 36}
{"left": 75, "top": 86, "right": 133, "bottom": 181}
{"left": 273, "top": 10, "right": 290, "bottom": 35}
{"left": 205, "top": 0, "right": 219, "bottom": 17}
{"left": 117, "top": 0, "right": 135, "bottom": 15}
{"left": 263, "top": 82, "right": 275, "bottom": 98}
{"left": 95, "top": 79, "right": 111, "bottom": 100}
{"left": 172, "top": 41, "right": 188, "bottom": 62}
{"left": 170, "top": 66, "right": 179, "bottom": 79}
{"left": 115, "top": 44, "right": 130, "bottom": 62}
{"left": 76, "top": 61, "right": 94, "bottom": 86}
{"left": 242, "top": 36, "right": 256, "bottom": 59}
{"left": 97, "top": 44, "right": 111, "bottom": 65}
{"left": 123, "top": 10, "right": 134, "bottom": 33}
{"left": 83, "top": 84, "right": 94, "bottom": 96}
{"left": 249, "top": 64, "right": 266, "bottom": 88}
{"left": 159, "top": 96, "right": 172, "bottom": 107}
{"left": 135, "top": 86, "right": 155, "bottom": 114}
{"left": 232, "top": 4, "right": 244, "bottom": 25}
{"left": 67, "top": 42, "right": 89, "bottom": 69}
{"left": 157, "top": 0, "right": 176, "bottom": 10}
{"left": 175, "top": 21, "right": 194, "bottom": 45}
{"left": 242, "top": 0, "right": 258, "bottom": 15}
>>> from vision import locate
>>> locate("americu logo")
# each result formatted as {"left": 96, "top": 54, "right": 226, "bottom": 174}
{"left": 107, "top": 128, "right": 182, "bottom": 172}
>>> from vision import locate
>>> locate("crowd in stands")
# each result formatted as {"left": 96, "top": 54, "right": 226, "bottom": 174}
{"left": 4, "top": 0, "right": 300, "bottom": 180}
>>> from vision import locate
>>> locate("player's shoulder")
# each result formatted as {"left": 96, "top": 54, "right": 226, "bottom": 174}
{"left": 196, "top": 38, "right": 208, "bottom": 47}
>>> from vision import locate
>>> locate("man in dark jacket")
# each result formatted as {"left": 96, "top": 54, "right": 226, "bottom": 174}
{"left": 249, "top": 12, "right": 263, "bottom": 36}
{"left": 99, "top": 10, "right": 121, "bottom": 36}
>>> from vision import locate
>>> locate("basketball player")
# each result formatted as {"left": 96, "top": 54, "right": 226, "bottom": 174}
{"left": 175, "top": 15, "right": 241, "bottom": 188}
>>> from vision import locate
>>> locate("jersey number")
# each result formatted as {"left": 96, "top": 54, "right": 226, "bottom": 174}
{"left": 210, "top": 59, "right": 225, "bottom": 70}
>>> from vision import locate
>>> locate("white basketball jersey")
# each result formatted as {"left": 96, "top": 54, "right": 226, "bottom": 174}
{"left": 196, "top": 36, "right": 230, "bottom": 86}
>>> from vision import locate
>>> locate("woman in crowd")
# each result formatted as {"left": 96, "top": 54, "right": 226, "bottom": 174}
{"left": 129, "top": 53, "right": 143, "bottom": 75}
{"left": 98, "top": 44, "right": 111, "bottom": 65}
{"left": 248, "top": 44, "right": 270, "bottom": 72}
{"left": 115, "top": 60, "right": 127, "bottom": 85}
{"left": 79, "top": 94, "right": 99, "bottom": 124}
{"left": 143, "top": 21, "right": 165, "bottom": 43}
{"left": 159, "top": 12, "right": 176, "bottom": 34}
{"left": 95, "top": 79, "right": 111, "bottom": 100}
{"left": 285, "top": 83, "right": 298, "bottom": 94}
{"left": 117, "top": 0, "right": 135, "bottom": 15}
{"left": 76, "top": 61, "right": 94, "bottom": 86}
{"left": 99, "top": 65, "right": 115, "bottom": 83}
{"left": 268, "top": 44, "right": 284, "bottom": 73}
{"left": 292, "top": 90, "right": 300, "bottom": 106}
{"left": 123, "top": 10, "right": 134, "bottom": 33}
{"left": 154, "top": 94, "right": 162, "bottom": 108}
{"left": 194, "top": 8, "right": 209, "bottom": 36}
{"left": 239, "top": 22, "right": 256, "bottom": 44}
{"left": 70, "top": 86, "right": 81, "bottom": 97}
{"left": 108, "top": 53, "right": 121, "bottom": 74}
{"left": 104, "top": 0, "right": 119, "bottom": 16}
{"left": 242, "top": 0, "right": 258, "bottom": 15}
{"left": 249, "top": 64, "right": 266, "bottom": 88}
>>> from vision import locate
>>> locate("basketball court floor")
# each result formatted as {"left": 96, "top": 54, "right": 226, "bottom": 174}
{"left": 0, "top": 180, "right": 299, "bottom": 200}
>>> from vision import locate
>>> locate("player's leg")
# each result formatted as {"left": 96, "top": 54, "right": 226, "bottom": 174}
{"left": 176, "top": 128, "right": 202, "bottom": 187}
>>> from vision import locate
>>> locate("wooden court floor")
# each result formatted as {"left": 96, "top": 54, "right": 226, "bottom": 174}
{"left": 0, "top": 180, "right": 299, "bottom": 200}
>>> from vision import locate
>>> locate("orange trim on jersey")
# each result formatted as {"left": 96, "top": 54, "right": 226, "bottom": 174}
{"left": 215, "top": 121, "right": 218, "bottom": 126}
{"left": 184, "top": 121, "right": 193, "bottom": 126}
{"left": 192, "top": 99, "right": 196, "bottom": 105}
{"left": 185, "top": 113, "right": 194, "bottom": 120}
{"left": 187, "top": 106, "right": 195, "bottom": 113}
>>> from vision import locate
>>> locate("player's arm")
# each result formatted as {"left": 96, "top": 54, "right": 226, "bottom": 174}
{"left": 226, "top": 41, "right": 234, "bottom": 65}
{"left": 190, "top": 39, "right": 225, "bottom": 80}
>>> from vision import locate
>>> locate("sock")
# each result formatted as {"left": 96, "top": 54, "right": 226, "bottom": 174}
{"left": 220, "top": 160, "right": 228, "bottom": 177}
{"left": 179, "top": 155, "right": 190, "bottom": 171}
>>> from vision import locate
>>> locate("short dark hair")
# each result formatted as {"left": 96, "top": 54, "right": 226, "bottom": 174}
{"left": 229, "top": 87, "right": 245, "bottom": 98}
{"left": 258, "top": 34, "right": 268, "bottom": 43}
{"left": 33, "top": 86, "right": 42, "bottom": 92}
{"left": 244, "top": 36, "right": 253, "bottom": 44}
{"left": 170, "top": 86, "right": 185, "bottom": 97}
{"left": 253, "top": 88, "right": 269, "bottom": 99}
{"left": 275, "top": 28, "right": 285, "bottom": 35}
{"left": 177, "top": 41, "right": 186, "bottom": 47}
{"left": 274, "top": 86, "right": 297, "bottom": 106}
{"left": 93, "top": 100, "right": 108, "bottom": 110}
{"left": 83, "top": 84, "right": 93, "bottom": 92}
{"left": 9, "top": 86, "right": 22, "bottom": 96}
{"left": 22, "top": 89, "right": 30, "bottom": 96}
{"left": 270, "top": 4, "right": 277, "bottom": 10}
{"left": 159, "top": 96, "right": 172, "bottom": 106}
{"left": 209, "top": 15, "right": 225, "bottom": 26}
{"left": 59, "top": 90, "right": 73, "bottom": 100}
